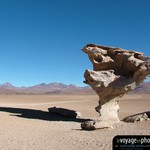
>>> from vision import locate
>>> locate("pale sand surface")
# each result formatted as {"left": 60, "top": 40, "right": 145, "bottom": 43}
{"left": 0, "top": 94, "right": 149, "bottom": 150}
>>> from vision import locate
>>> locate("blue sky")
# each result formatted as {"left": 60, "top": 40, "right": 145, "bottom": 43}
{"left": 0, "top": 0, "right": 150, "bottom": 87}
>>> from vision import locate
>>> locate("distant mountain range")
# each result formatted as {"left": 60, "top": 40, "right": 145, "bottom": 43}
{"left": 0, "top": 82, "right": 94, "bottom": 95}
{"left": 132, "top": 81, "right": 150, "bottom": 94}
{"left": 0, "top": 82, "right": 149, "bottom": 95}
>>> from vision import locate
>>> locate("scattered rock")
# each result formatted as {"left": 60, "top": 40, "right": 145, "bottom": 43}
{"left": 123, "top": 111, "right": 150, "bottom": 122}
{"left": 48, "top": 107, "right": 81, "bottom": 118}
{"left": 81, "top": 120, "right": 113, "bottom": 130}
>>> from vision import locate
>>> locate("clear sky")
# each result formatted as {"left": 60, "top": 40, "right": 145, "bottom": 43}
{"left": 0, "top": 0, "right": 150, "bottom": 87}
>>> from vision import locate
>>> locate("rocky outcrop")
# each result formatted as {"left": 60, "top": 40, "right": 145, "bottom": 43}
{"left": 48, "top": 107, "right": 81, "bottom": 118}
{"left": 123, "top": 111, "right": 150, "bottom": 122}
{"left": 81, "top": 44, "right": 150, "bottom": 129}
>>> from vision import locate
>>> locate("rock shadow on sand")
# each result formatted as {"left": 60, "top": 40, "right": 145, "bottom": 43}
{"left": 0, "top": 107, "right": 91, "bottom": 123}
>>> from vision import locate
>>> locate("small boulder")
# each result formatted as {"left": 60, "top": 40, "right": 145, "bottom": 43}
{"left": 81, "top": 120, "right": 113, "bottom": 130}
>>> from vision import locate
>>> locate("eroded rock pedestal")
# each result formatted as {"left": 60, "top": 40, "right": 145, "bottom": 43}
{"left": 81, "top": 44, "right": 150, "bottom": 130}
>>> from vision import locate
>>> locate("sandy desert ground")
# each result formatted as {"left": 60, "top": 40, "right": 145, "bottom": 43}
{"left": 0, "top": 94, "right": 149, "bottom": 150}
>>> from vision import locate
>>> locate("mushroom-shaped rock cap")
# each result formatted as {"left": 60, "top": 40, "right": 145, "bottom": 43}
{"left": 82, "top": 44, "right": 150, "bottom": 77}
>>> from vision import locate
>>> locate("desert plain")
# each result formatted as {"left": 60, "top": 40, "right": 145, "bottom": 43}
{"left": 0, "top": 94, "right": 149, "bottom": 150}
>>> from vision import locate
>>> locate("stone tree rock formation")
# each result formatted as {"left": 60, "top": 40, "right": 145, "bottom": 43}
{"left": 81, "top": 44, "right": 150, "bottom": 130}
